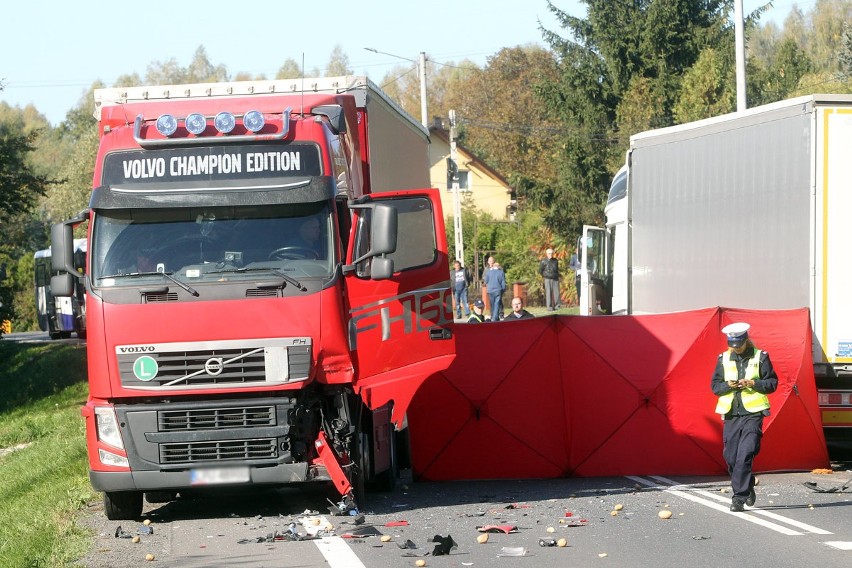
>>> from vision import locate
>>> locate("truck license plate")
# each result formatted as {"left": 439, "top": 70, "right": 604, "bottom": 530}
{"left": 190, "top": 466, "right": 250, "bottom": 486}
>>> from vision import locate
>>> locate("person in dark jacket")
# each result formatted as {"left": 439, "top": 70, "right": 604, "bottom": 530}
{"left": 539, "top": 248, "right": 561, "bottom": 311}
{"left": 505, "top": 296, "right": 534, "bottom": 320}
{"left": 451, "top": 260, "right": 472, "bottom": 319}
{"left": 710, "top": 322, "right": 778, "bottom": 512}
{"left": 484, "top": 261, "right": 506, "bottom": 322}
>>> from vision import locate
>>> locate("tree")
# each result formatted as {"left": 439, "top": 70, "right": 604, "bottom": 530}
{"left": 325, "top": 45, "right": 353, "bottom": 76}
{"left": 674, "top": 47, "right": 735, "bottom": 122}
{"left": 446, "top": 46, "right": 561, "bottom": 203}
{"left": 808, "top": 0, "right": 852, "bottom": 72}
{"left": 0, "top": 121, "right": 54, "bottom": 329}
{"left": 534, "top": 0, "right": 738, "bottom": 238}
{"left": 276, "top": 58, "right": 303, "bottom": 79}
{"left": 0, "top": 127, "right": 51, "bottom": 231}
{"left": 144, "top": 46, "right": 229, "bottom": 85}
{"left": 841, "top": 22, "right": 852, "bottom": 74}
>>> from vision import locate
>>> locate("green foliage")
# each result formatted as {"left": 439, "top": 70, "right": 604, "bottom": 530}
{"left": 276, "top": 58, "right": 304, "bottom": 79}
{"left": 9, "top": 253, "right": 37, "bottom": 332}
{"left": 0, "top": 341, "right": 87, "bottom": 415}
{"left": 145, "top": 45, "right": 230, "bottom": 85}
{"left": 674, "top": 47, "right": 735, "bottom": 122}
{"left": 0, "top": 341, "right": 92, "bottom": 567}
{"left": 326, "top": 45, "right": 353, "bottom": 76}
{"left": 0, "top": 116, "right": 57, "bottom": 328}
{"left": 449, "top": 206, "right": 576, "bottom": 307}
{"left": 41, "top": 127, "right": 98, "bottom": 227}
{"left": 534, "top": 0, "right": 737, "bottom": 239}
{"left": 841, "top": 22, "right": 852, "bottom": 74}
{"left": 0, "top": 128, "right": 51, "bottom": 224}
{"left": 448, "top": 46, "right": 561, "bottom": 202}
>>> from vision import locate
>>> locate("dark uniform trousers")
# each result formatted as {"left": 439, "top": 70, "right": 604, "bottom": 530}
{"left": 723, "top": 413, "right": 763, "bottom": 498}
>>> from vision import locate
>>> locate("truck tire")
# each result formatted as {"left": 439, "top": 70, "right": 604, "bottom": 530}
{"left": 104, "top": 491, "right": 143, "bottom": 520}
{"left": 369, "top": 422, "right": 398, "bottom": 492}
{"left": 341, "top": 428, "right": 367, "bottom": 509}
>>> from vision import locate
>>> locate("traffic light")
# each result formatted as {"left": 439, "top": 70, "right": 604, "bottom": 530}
{"left": 446, "top": 157, "right": 458, "bottom": 188}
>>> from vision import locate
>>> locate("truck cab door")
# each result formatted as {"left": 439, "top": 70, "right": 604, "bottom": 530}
{"left": 344, "top": 188, "right": 455, "bottom": 425}
{"left": 578, "top": 225, "right": 610, "bottom": 316}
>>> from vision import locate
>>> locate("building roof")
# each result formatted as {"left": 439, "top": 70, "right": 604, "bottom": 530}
{"left": 429, "top": 127, "right": 513, "bottom": 192}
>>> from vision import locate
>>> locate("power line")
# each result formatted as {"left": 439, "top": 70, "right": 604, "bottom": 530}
{"left": 379, "top": 65, "right": 418, "bottom": 90}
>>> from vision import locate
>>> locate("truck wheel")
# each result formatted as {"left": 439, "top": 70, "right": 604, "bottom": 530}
{"left": 104, "top": 491, "right": 143, "bottom": 520}
{"left": 348, "top": 430, "right": 368, "bottom": 508}
{"left": 369, "top": 422, "right": 398, "bottom": 492}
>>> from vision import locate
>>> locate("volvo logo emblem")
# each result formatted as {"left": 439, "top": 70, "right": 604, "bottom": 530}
{"left": 204, "top": 357, "right": 224, "bottom": 376}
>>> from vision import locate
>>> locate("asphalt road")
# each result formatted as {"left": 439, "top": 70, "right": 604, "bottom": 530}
{"left": 1, "top": 330, "right": 82, "bottom": 344}
{"left": 76, "top": 464, "right": 852, "bottom": 567}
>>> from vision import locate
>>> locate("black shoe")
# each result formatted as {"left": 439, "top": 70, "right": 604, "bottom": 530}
{"left": 746, "top": 489, "right": 756, "bottom": 507}
{"left": 730, "top": 500, "right": 745, "bottom": 512}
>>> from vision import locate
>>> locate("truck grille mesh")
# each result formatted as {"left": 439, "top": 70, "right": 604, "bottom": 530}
{"left": 116, "top": 339, "right": 311, "bottom": 389}
{"left": 159, "top": 406, "right": 275, "bottom": 431}
{"left": 159, "top": 439, "right": 277, "bottom": 463}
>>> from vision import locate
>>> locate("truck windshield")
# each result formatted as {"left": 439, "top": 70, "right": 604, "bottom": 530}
{"left": 91, "top": 203, "right": 333, "bottom": 287}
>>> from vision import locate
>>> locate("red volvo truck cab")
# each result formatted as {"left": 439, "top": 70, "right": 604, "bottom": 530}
{"left": 50, "top": 76, "right": 455, "bottom": 520}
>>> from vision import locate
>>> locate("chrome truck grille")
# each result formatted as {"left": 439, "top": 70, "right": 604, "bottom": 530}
{"left": 115, "top": 338, "right": 311, "bottom": 390}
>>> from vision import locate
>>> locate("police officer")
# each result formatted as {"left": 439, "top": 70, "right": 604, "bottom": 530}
{"left": 468, "top": 299, "right": 488, "bottom": 324}
{"left": 711, "top": 322, "right": 778, "bottom": 512}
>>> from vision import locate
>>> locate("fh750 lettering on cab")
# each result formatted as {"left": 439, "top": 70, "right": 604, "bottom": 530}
{"left": 49, "top": 76, "right": 455, "bottom": 520}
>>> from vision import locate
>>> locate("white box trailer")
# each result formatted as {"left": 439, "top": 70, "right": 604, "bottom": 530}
{"left": 580, "top": 94, "right": 852, "bottom": 433}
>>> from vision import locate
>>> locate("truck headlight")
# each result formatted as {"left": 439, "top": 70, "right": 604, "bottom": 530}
{"left": 98, "top": 448, "right": 129, "bottom": 468}
{"left": 214, "top": 111, "right": 236, "bottom": 133}
{"left": 185, "top": 113, "right": 207, "bottom": 135}
{"left": 243, "top": 110, "right": 265, "bottom": 132}
{"left": 155, "top": 114, "right": 178, "bottom": 136}
{"left": 95, "top": 406, "right": 124, "bottom": 450}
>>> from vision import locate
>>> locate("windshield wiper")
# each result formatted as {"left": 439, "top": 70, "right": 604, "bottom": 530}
{"left": 208, "top": 266, "right": 307, "bottom": 292}
{"left": 100, "top": 270, "right": 200, "bottom": 297}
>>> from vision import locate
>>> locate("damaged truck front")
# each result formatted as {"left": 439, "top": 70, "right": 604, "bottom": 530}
{"left": 50, "top": 77, "right": 455, "bottom": 520}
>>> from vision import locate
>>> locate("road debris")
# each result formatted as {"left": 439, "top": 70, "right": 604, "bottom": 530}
{"left": 476, "top": 525, "right": 518, "bottom": 534}
{"left": 431, "top": 534, "right": 457, "bottom": 556}
{"left": 497, "top": 546, "right": 528, "bottom": 557}
{"left": 803, "top": 478, "right": 852, "bottom": 493}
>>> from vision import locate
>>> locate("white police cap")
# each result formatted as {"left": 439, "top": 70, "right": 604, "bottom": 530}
{"left": 722, "top": 322, "right": 750, "bottom": 346}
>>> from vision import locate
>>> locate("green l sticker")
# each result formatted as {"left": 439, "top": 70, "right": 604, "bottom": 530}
{"left": 133, "top": 355, "right": 159, "bottom": 381}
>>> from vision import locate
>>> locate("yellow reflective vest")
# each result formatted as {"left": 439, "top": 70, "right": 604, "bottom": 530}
{"left": 715, "top": 349, "right": 771, "bottom": 415}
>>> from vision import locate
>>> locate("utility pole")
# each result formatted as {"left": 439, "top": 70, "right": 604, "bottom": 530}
{"left": 419, "top": 52, "right": 428, "bottom": 128}
{"left": 734, "top": 0, "right": 747, "bottom": 111}
{"left": 448, "top": 110, "right": 464, "bottom": 263}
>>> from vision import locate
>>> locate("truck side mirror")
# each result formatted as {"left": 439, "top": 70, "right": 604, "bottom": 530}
{"left": 51, "top": 223, "right": 79, "bottom": 274}
{"left": 345, "top": 202, "right": 399, "bottom": 274}
{"left": 370, "top": 257, "right": 394, "bottom": 280}
{"left": 50, "top": 273, "right": 75, "bottom": 297}
{"left": 369, "top": 204, "right": 398, "bottom": 256}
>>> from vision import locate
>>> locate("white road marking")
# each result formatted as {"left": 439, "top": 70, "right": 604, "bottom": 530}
{"left": 824, "top": 541, "right": 852, "bottom": 550}
{"left": 314, "top": 536, "right": 368, "bottom": 568}
{"left": 627, "top": 475, "right": 832, "bottom": 537}
{"left": 648, "top": 475, "right": 834, "bottom": 536}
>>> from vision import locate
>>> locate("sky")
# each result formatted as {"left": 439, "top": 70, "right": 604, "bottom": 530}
{"left": 1, "top": 0, "right": 810, "bottom": 126}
